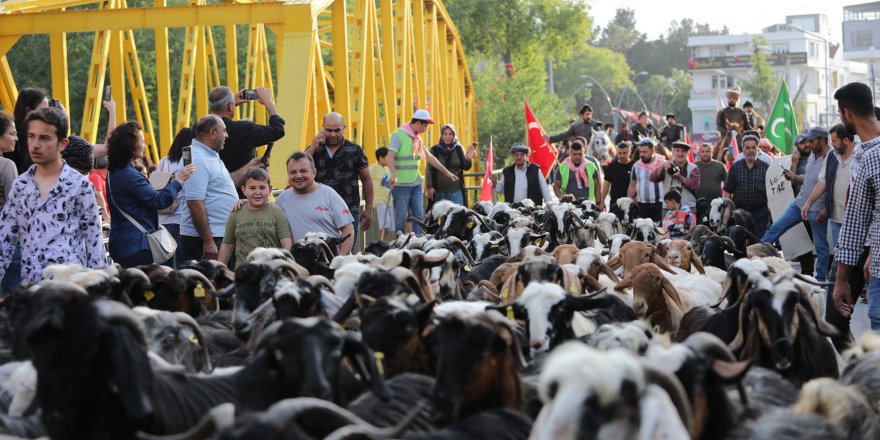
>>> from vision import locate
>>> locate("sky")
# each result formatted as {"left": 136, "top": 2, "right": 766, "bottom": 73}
{"left": 589, "top": 0, "right": 849, "bottom": 42}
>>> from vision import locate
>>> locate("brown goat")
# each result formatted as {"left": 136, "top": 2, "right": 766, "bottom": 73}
{"left": 607, "top": 241, "right": 677, "bottom": 277}
{"left": 615, "top": 263, "right": 686, "bottom": 333}
{"left": 553, "top": 244, "right": 580, "bottom": 265}
{"left": 658, "top": 239, "right": 705, "bottom": 274}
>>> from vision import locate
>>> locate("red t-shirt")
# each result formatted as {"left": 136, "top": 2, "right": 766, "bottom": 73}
{"left": 89, "top": 171, "right": 108, "bottom": 207}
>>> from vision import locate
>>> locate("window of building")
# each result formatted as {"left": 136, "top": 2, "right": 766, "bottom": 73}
{"left": 809, "top": 41, "right": 818, "bottom": 59}
{"left": 853, "top": 30, "right": 873, "bottom": 48}
{"left": 711, "top": 75, "right": 735, "bottom": 89}
{"left": 710, "top": 47, "right": 726, "bottom": 57}
{"left": 772, "top": 42, "right": 790, "bottom": 53}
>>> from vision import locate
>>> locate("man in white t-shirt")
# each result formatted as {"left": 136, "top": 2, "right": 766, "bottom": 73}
{"left": 276, "top": 152, "right": 354, "bottom": 255}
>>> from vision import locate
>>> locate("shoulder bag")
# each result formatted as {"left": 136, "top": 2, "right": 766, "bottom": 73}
{"left": 107, "top": 176, "right": 177, "bottom": 263}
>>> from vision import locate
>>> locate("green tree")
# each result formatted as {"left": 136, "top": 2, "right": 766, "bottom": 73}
{"left": 552, "top": 45, "right": 633, "bottom": 120}
{"left": 595, "top": 8, "right": 644, "bottom": 54}
{"left": 446, "top": 0, "right": 592, "bottom": 77}
{"left": 627, "top": 19, "right": 727, "bottom": 77}
{"left": 741, "top": 35, "right": 777, "bottom": 113}
{"left": 665, "top": 69, "right": 694, "bottom": 129}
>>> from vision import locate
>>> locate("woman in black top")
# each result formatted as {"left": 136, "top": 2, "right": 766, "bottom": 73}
{"left": 427, "top": 124, "right": 475, "bottom": 205}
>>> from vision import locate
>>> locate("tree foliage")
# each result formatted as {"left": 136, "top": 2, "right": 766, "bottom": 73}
{"left": 595, "top": 8, "right": 644, "bottom": 54}
{"left": 741, "top": 35, "right": 777, "bottom": 113}
{"left": 553, "top": 45, "right": 633, "bottom": 120}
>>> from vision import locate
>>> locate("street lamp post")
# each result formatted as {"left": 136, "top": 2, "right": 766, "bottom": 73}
{"left": 615, "top": 72, "right": 649, "bottom": 125}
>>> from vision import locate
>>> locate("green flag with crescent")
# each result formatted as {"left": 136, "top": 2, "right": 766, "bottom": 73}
{"left": 766, "top": 80, "right": 797, "bottom": 155}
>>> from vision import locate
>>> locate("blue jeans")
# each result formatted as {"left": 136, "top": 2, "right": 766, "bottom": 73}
{"left": 393, "top": 184, "right": 424, "bottom": 234}
{"left": 869, "top": 277, "right": 880, "bottom": 331}
{"left": 163, "top": 223, "right": 188, "bottom": 268}
{"left": 1, "top": 245, "right": 22, "bottom": 293}
{"left": 830, "top": 221, "right": 842, "bottom": 251}
{"left": 807, "top": 211, "right": 829, "bottom": 281}
{"left": 350, "top": 207, "right": 360, "bottom": 249}
{"left": 436, "top": 190, "right": 464, "bottom": 205}
{"left": 761, "top": 202, "right": 803, "bottom": 244}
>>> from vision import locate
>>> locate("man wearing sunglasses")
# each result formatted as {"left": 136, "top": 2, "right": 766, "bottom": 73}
{"left": 305, "top": 112, "right": 373, "bottom": 247}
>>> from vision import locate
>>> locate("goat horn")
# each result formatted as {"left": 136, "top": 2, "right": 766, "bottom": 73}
{"left": 93, "top": 299, "right": 148, "bottom": 346}
{"left": 176, "top": 269, "right": 216, "bottom": 292}
{"left": 122, "top": 267, "right": 152, "bottom": 286}
{"left": 306, "top": 275, "right": 335, "bottom": 293}
{"left": 445, "top": 236, "right": 477, "bottom": 266}
{"left": 640, "top": 362, "right": 695, "bottom": 438}
{"left": 317, "top": 240, "right": 336, "bottom": 263}
{"left": 136, "top": 402, "right": 235, "bottom": 440}
{"left": 261, "top": 259, "right": 307, "bottom": 279}
{"left": 258, "top": 397, "right": 424, "bottom": 437}
{"left": 172, "top": 312, "right": 212, "bottom": 373}
{"left": 324, "top": 400, "right": 428, "bottom": 440}
{"left": 683, "top": 332, "right": 737, "bottom": 362}
{"left": 406, "top": 216, "right": 430, "bottom": 228}
{"left": 209, "top": 283, "right": 236, "bottom": 298}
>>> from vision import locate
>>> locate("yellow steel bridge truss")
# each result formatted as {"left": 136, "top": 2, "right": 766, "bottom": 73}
{"left": 0, "top": 0, "right": 478, "bottom": 184}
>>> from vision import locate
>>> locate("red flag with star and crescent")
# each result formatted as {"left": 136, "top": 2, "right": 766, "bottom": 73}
{"left": 480, "top": 137, "right": 495, "bottom": 201}
{"left": 525, "top": 102, "right": 558, "bottom": 178}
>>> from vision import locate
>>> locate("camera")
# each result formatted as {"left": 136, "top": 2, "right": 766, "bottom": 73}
{"left": 241, "top": 89, "right": 258, "bottom": 100}
{"left": 667, "top": 164, "right": 680, "bottom": 175}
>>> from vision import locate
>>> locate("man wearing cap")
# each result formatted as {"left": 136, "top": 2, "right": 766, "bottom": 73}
{"left": 762, "top": 126, "right": 831, "bottom": 281}
{"left": 716, "top": 87, "right": 752, "bottom": 149}
{"left": 490, "top": 144, "right": 553, "bottom": 205}
{"left": 789, "top": 134, "right": 812, "bottom": 196}
{"left": 545, "top": 104, "right": 602, "bottom": 145}
{"left": 649, "top": 142, "right": 701, "bottom": 212}
{"left": 627, "top": 138, "right": 666, "bottom": 222}
{"left": 743, "top": 101, "right": 766, "bottom": 132}
{"left": 386, "top": 109, "right": 457, "bottom": 235}
{"left": 659, "top": 114, "right": 684, "bottom": 148}
{"left": 630, "top": 111, "right": 661, "bottom": 143}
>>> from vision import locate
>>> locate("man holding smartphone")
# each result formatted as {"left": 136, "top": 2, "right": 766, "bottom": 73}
{"left": 207, "top": 86, "right": 285, "bottom": 191}
{"left": 304, "top": 112, "right": 373, "bottom": 247}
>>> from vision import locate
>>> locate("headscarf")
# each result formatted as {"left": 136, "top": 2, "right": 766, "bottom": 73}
{"left": 62, "top": 135, "right": 94, "bottom": 175}
{"left": 437, "top": 123, "right": 461, "bottom": 155}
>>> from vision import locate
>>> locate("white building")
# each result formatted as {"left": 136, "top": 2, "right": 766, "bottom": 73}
{"left": 843, "top": 2, "right": 880, "bottom": 106}
{"left": 687, "top": 14, "right": 869, "bottom": 142}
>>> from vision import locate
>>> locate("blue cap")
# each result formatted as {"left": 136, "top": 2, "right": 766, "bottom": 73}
{"left": 794, "top": 134, "right": 807, "bottom": 144}
{"left": 805, "top": 126, "right": 829, "bottom": 141}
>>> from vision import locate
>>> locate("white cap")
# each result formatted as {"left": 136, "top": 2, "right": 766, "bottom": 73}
{"left": 412, "top": 109, "right": 435, "bottom": 124}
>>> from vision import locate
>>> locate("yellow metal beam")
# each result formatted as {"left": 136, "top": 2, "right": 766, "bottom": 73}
{"left": 109, "top": 29, "right": 127, "bottom": 122}
{"left": 79, "top": 1, "right": 112, "bottom": 144}
{"left": 194, "top": 25, "right": 209, "bottom": 118}
{"left": 225, "top": 23, "right": 239, "bottom": 119}
{"left": 154, "top": 0, "right": 173, "bottom": 153}
{"left": 175, "top": 25, "right": 199, "bottom": 132}
{"left": 49, "top": 32, "right": 70, "bottom": 109}
{"left": 122, "top": 28, "right": 159, "bottom": 164}
{"left": 330, "top": 0, "right": 350, "bottom": 137}
{"left": 0, "top": 57, "right": 17, "bottom": 112}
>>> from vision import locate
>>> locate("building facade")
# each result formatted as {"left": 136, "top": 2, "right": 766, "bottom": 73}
{"left": 843, "top": 2, "right": 880, "bottom": 106}
{"left": 688, "top": 14, "right": 869, "bottom": 143}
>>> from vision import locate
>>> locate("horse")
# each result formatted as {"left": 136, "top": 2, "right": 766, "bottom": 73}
{"left": 713, "top": 119, "right": 744, "bottom": 162}
{"left": 588, "top": 129, "right": 615, "bottom": 164}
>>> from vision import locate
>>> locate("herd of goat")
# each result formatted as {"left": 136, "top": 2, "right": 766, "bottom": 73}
{"left": 0, "top": 195, "right": 877, "bottom": 439}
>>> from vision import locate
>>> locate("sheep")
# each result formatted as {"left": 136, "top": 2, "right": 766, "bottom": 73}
{"left": 531, "top": 342, "right": 693, "bottom": 439}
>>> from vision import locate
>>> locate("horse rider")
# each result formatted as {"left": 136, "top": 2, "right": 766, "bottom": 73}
{"left": 715, "top": 87, "right": 752, "bottom": 159}
{"left": 545, "top": 104, "right": 603, "bottom": 146}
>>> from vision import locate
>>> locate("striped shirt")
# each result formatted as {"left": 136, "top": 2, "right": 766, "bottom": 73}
{"left": 630, "top": 156, "right": 665, "bottom": 204}
{"left": 836, "top": 135, "right": 880, "bottom": 277}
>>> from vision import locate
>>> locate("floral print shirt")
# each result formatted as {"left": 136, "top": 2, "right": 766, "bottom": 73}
{"left": 0, "top": 163, "right": 108, "bottom": 284}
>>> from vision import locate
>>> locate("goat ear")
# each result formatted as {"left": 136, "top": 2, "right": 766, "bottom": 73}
{"left": 416, "top": 300, "right": 436, "bottom": 330}
{"left": 614, "top": 275, "right": 634, "bottom": 290}
{"left": 651, "top": 254, "right": 678, "bottom": 274}
{"left": 580, "top": 273, "right": 603, "bottom": 293}
{"left": 342, "top": 333, "right": 392, "bottom": 401}
{"left": 655, "top": 241, "right": 668, "bottom": 258}
{"left": 106, "top": 325, "right": 153, "bottom": 419}
{"left": 606, "top": 255, "right": 622, "bottom": 271}
{"left": 797, "top": 297, "right": 839, "bottom": 337}
{"left": 690, "top": 250, "right": 706, "bottom": 274}
{"left": 661, "top": 276, "right": 685, "bottom": 309}
{"left": 599, "top": 261, "right": 621, "bottom": 283}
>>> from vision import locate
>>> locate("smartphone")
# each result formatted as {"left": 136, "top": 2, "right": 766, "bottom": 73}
{"left": 260, "top": 142, "right": 274, "bottom": 165}
{"left": 241, "top": 89, "right": 258, "bottom": 100}
{"left": 104, "top": 85, "right": 112, "bottom": 101}
{"left": 182, "top": 146, "right": 192, "bottom": 166}
{"left": 48, "top": 99, "right": 60, "bottom": 108}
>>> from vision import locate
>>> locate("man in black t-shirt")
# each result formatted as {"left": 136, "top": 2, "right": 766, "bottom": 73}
{"left": 208, "top": 86, "right": 286, "bottom": 187}
{"left": 600, "top": 141, "right": 634, "bottom": 211}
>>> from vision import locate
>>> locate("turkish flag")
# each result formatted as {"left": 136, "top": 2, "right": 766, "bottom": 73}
{"left": 480, "top": 138, "right": 495, "bottom": 202}
{"left": 525, "top": 102, "right": 558, "bottom": 178}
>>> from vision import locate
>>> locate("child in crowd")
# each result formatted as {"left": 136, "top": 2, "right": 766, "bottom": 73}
{"left": 662, "top": 189, "right": 695, "bottom": 239}
{"left": 370, "top": 147, "right": 394, "bottom": 241}
{"left": 218, "top": 168, "right": 293, "bottom": 268}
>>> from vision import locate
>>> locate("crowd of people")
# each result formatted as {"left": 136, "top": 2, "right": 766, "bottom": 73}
{"left": 1, "top": 81, "right": 879, "bottom": 335}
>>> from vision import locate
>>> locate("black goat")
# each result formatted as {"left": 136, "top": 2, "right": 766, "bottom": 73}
{"left": 695, "top": 197, "right": 711, "bottom": 226}
{"left": 700, "top": 235, "right": 737, "bottom": 270}
{"left": 360, "top": 298, "right": 435, "bottom": 376}
{"left": 23, "top": 288, "right": 390, "bottom": 440}
{"left": 291, "top": 241, "right": 335, "bottom": 279}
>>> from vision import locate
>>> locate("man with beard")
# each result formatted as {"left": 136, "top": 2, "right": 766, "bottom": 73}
{"left": 743, "top": 101, "right": 766, "bottom": 132}
{"left": 659, "top": 114, "right": 684, "bottom": 148}
{"left": 276, "top": 152, "right": 354, "bottom": 255}
{"left": 630, "top": 111, "right": 661, "bottom": 143}
{"left": 627, "top": 139, "right": 666, "bottom": 222}
{"left": 545, "top": 104, "right": 602, "bottom": 145}
{"left": 491, "top": 144, "right": 553, "bottom": 205}
{"left": 724, "top": 135, "right": 770, "bottom": 236}
{"left": 716, "top": 87, "right": 752, "bottom": 150}
{"left": 553, "top": 141, "right": 600, "bottom": 204}
{"left": 789, "top": 134, "right": 811, "bottom": 196}
{"left": 833, "top": 82, "right": 880, "bottom": 329}
{"left": 181, "top": 115, "right": 239, "bottom": 260}
{"left": 762, "top": 127, "right": 831, "bottom": 282}
{"left": 305, "top": 112, "right": 374, "bottom": 245}
{"left": 695, "top": 143, "right": 727, "bottom": 202}
{"left": 649, "top": 142, "right": 701, "bottom": 212}
{"left": 601, "top": 141, "right": 634, "bottom": 211}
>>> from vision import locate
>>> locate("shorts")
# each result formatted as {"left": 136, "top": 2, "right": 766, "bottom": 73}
{"left": 377, "top": 204, "right": 394, "bottom": 230}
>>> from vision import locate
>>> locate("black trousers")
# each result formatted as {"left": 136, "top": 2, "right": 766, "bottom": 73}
{"left": 181, "top": 235, "right": 224, "bottom": 262}
{"left": 825, "top": 246, "right": 869, "bottom": 352}
{"left": 637, "top": 202, "right": 663, "bottom": 223}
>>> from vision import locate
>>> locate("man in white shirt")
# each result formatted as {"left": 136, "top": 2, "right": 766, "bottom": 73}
{"left": 490, "top": 144, "right": 553, "bottom": 204}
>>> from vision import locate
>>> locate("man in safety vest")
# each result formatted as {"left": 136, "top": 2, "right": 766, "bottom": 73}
{"left": 552, "top": 140, "right": 600, "bottom": 205}
{"left": 386, "top": 109, "right": 457, "bottom": 234}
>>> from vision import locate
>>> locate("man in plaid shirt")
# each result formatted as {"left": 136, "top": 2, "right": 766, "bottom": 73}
{"left": 724, "top": 135, "right": 771, "bottom": 237}
{"left": 833, "top": 83, "right": 880, "bottom": 329}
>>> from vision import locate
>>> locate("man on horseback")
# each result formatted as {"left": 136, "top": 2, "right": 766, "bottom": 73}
{"left": 714, "top": 87, "right": 752, "bottom": 160}
{"left": 545, "top": 104, "right": 602, "bottom": 145}
{"left": 659, "top": 113, "right": 684, "bottom": 148}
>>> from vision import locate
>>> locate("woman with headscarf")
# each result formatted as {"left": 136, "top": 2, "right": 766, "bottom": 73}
{"left": 426, "top": 124, "right": 475, "bottom": 205}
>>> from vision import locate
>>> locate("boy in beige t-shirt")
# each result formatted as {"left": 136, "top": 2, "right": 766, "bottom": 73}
{"left": 369, "top": 147, "right": 394, "bottom": 241}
